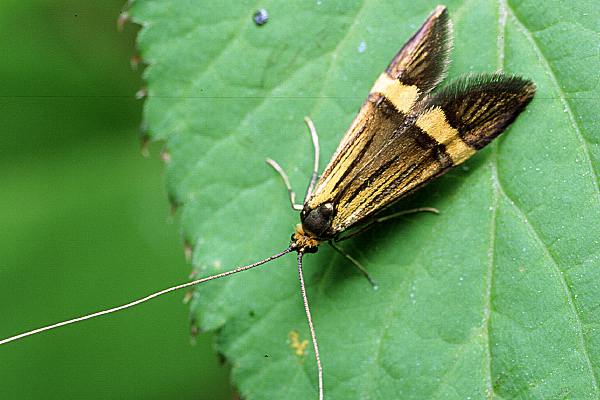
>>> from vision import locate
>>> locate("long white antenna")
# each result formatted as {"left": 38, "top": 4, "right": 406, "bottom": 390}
{"left": 303, "top": 116, "right": 320, "bottom": 201}
{"left": 0, "top": 245, "right": 295, "bottom": 346}
{"left": 297, "top": 251, "right": 324, "bottom": 400}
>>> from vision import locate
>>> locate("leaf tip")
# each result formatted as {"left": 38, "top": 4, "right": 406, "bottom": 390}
{"left": 183, "top": 239, "right": 193, "bottom": 262}
{"left": 160, "top": 148, "right": 172, "bottom": 164}
{"left": 135, "top": 86, "right": 147, "bottom": 100}
{"left": 130, "top": 54, "right": 142, "bottom": 71}
{"left": 116, "top": 11, "right": 130, "bottom": 32}
{"left": 139, "top": 133, "right": 150, "bottom": 157}
{"left": 168, "top": 193, "right": 181, "bottom": 215}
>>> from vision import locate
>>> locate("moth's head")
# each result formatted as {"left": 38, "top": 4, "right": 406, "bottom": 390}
{"left": 300, "top": 202, "right": 335, "bottom": 239}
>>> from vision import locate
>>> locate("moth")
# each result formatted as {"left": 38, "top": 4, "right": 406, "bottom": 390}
{"left": 1, "top": 5, "right": 535, "bottom": 400}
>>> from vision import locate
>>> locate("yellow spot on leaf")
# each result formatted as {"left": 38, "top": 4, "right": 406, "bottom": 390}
{"left": 288, "top": 330, "right": 309, "bottom": 357}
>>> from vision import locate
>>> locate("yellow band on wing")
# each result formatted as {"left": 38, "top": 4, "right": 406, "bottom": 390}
{"left": 416, "top": 107, "right": 476, "bottom": 164}
{"left": 370, "top": 73, "right": 418, "bottom": 113}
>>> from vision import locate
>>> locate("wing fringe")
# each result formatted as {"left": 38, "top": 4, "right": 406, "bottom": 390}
{"left": 423, "top": 73, "right": 536, "bottom": 149}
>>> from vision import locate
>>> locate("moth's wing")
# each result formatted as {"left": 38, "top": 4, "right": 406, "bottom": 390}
{"left": 385, "top": 4, "right": 453, "bottom": 93}
{"left": 422, "top": 73, "right": 536, "bottom": 151}
{"left": 313, "top": 74, "right": 535, "bottom": 233}
{"left": 308, "top": 6, "right": 452, "bottom": 217}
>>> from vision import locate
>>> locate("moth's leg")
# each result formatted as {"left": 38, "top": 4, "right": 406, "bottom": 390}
{"left": 375, "top": 207, "right": 439, "bottom": 223}
{"left": 265, "top": 116, "right": 320, "bottom": 211}
{"left": 336, "top": 207, "right": 439, "bottom": 242}
{"left": 329, "top": 240, "right": 378, "bottom": 290}
{"left": 265, "top": 158, "right": 303, "bottom": 210}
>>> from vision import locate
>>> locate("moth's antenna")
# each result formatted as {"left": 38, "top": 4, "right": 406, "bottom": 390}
{"left": 0, "top": 245, "right": 295, "bottom": 346}
{"left": 303, "top": 116, "right": 320, "bottom": 201}
{"left": 297, "top": 250, "right": 324, "bottom": 400}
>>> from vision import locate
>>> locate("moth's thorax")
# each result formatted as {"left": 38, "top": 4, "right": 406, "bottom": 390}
{"left": 300, "top": 202, "right": 336, "bottom": 239}
{"left": 292, "top": 224, "right": 321, "bottom": 253}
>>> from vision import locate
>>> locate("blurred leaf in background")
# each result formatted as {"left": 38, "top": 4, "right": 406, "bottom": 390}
{"left": 0, "top": 1, "right": 230, "bottom": 399}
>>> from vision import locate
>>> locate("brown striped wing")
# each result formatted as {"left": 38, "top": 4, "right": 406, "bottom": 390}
{"left": 307, "top": 74, "right": 535, "bottom": 234}
{"left": 307, "top": 92, "right": 453, "bottom": 232}
{"left": 423, "top": 74, "right": 536, "bottom": 151}
{"left": 318, "top": 5, "right": 452, "bottom": 172}
{"left": 305, "top": 6, "right": 453, "bottom": 233}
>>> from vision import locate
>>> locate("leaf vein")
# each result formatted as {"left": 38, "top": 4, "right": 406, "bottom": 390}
{"left": 506, "top": 2, "right": 600, "bottom": 205}
{"left": 495, "top": 166, "right": 600, "bottom": 397}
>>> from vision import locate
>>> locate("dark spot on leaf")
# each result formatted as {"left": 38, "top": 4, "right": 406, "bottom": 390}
{"left": 253, "top": 9, "right": 268, "bottom": 26}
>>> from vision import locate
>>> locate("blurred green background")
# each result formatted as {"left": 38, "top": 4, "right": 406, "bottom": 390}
{"left": 0, "top": 1, "right": 231, "bottom": 398}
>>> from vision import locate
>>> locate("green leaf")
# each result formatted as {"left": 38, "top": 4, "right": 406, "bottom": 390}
{"left": 130, "top": 0, "right": 600, "bottom": 398}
